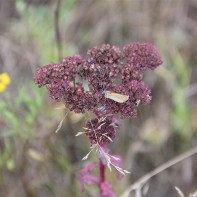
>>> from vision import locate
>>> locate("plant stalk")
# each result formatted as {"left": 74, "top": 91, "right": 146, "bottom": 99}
{"left": 99, "top": 159, "right": 106, "bottom": 193}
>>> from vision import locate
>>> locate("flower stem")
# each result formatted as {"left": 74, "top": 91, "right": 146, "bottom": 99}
{"left": 99, "top": 160, "right": 106, "bottom": 191}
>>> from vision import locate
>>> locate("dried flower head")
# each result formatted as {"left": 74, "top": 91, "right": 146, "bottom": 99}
{"left": 34, "top": 42, "right": 162, "bottom": 119}
{"left": 85, "top": 117, "right": 116, "bottom": 145}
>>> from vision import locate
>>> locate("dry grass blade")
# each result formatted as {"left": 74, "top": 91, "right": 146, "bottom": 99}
{"left": 55, "top": 105, "right": 66, "bottom": 109}
{"left": 55, "top": 110, "right": 69, "bottom": 133}
{"left": 189, "top": 191, "right": 197, "bottom": 197}
{"left": 96, "top": 122, "right": 106, "bottom": 130}
{"left": 82, "top": 144, "right": 97, "bottom": 160}
{"left": 121, "top": 146, "right": 197, "bottom": 197}
{"left": 102, "top": 133, "right": 113, "bottom": 142}
{"left": 75, "top": 132, "right": 84, "bottom": 136}
{"left": 175, "top": 186, "right": 185, "bottom": 197}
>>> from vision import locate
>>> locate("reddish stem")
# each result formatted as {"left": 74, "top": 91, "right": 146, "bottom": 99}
{"left": 99, "top": 160, "right": 106, "bottom": 190}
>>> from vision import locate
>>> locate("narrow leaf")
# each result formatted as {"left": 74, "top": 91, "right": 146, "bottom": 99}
{"left": 55, "top": 110, "right": 69, "bottom": 133}
{"left": 123, "top": 170, "right": 131, "bottom": 174}
{"left": 110, "top": 155, "right": 120, "bottom": 161}
{"left": 55, "top": 105, "right": 66, "bottom": 110}
{"left": 82, "top": 152, "right": 91, "bottom": 160}
{"left": 102, "top": 134, "right": 113, "bottom": 142}
{"left": 97, "top": 122, "right": 106, "bottom": 130}
{"left": 75, "top": 132, "right": 84, "bottom": 136}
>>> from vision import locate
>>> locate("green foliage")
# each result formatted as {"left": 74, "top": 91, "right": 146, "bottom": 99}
{"left": 0, "top": 140, "right": 11, "bottom": 169}
{"left": 170, "top": 51, "right": 191, "bottom": 138}
{"left": 0, "top": 84, "right": 46, "bottom": 138}
{"left": 172, "top": 51, "right": 189, "bottom": 86}
{"left": 0, "top": 84, "right": 46, "bottom": 173}
{"left": 15, "top": 0, "right": 76, "bottom": 64}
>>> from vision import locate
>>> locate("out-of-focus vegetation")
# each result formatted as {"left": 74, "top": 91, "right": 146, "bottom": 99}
{"left": 0, "top": 0, "right": 197, "bottom": 196}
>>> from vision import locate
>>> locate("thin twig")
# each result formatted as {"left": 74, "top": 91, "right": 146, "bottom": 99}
{"left": 54, "top": 0, "right": 62, "bottom": 62}
{"left": 121, "top": 146, "right": 197, "bottom": 197}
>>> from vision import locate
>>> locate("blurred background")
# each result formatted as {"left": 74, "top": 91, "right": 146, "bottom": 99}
{"left": 0, "top": 0, "right": 197, "bottom": 196}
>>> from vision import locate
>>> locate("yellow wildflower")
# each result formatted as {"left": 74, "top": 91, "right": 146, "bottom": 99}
{"left": 0, "top": 72, "right": 11, "bottom": 92}
{"left": 0, "top": 73, "right": 11, "bottom": 85}
{"left": 0, "top": 83, "right": 6, "bottom": 92}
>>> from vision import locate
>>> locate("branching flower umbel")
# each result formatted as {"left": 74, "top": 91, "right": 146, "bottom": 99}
{"left": 34, "top": 42, "right": 162, "bottom": 119}
{"left": 34, "top": 42, "right": 163, "bottom": 197}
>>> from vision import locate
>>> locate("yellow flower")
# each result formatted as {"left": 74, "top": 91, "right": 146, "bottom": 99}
{"left": 0, "top": 83, "right": 6, "bottom": 92}
{"left": 0, "top": 73, "right": 11, "bottom": 85}
{"left": 0, "top": 73, "right": 11, "bottom": 92}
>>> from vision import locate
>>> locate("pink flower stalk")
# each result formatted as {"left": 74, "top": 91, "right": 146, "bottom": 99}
{"left": 79, "top": 151, "right": 124, "bottom": 197}
{"left": 34, "top": 42, "right": 163, "bottom": 196}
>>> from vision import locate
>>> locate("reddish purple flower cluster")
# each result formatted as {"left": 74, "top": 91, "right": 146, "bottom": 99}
{"left": 34, "top": 42, "right": 162, "bottom": 119}
{"left": 34, "top": 42, "right": 162, "bottom": 143}
{"left": 81, "top": 44, "right": 123, "bottom": 92}
{"left": 123, "top": 42, "right": 162, "bottom": 71}
{"left": 85, "top": 117, "right": 116, "bottom": 144}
